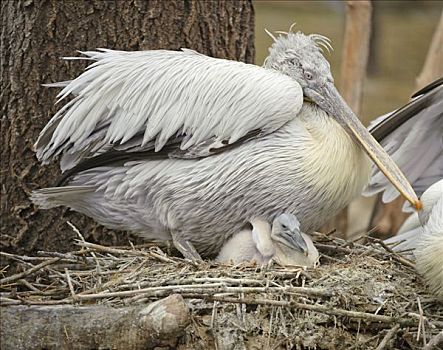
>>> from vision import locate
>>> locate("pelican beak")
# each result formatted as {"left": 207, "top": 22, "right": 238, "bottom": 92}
{"left": 305, "top": 82, "right": 422, "bottom": 210}
{"left": 277, "top": 230, "right": 309, "bottom": 255}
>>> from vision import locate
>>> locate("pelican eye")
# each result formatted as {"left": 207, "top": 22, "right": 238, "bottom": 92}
{"left": 304, "top": 71, "right": 313, "bottom": 80}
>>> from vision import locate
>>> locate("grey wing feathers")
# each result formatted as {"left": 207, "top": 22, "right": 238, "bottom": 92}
{"left": 30, "top": 186, "right": 95, "bottom": 209}
{"left": 364, "top": 78, "right": 443, "bottom": 202}
{"left": 35, "top": 49, "right": 303, "bottom": 171}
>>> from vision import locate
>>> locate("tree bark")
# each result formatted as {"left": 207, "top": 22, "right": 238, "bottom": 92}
{"left": 1, "top": 0, "right": 255, "bottom": 255}
{"left": 0, "top": 294, "right": 190, "bottom": 350}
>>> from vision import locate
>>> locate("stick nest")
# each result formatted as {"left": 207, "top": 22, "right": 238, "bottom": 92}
{"left": 1, "top": 225, "right": 442, "bottom": 350}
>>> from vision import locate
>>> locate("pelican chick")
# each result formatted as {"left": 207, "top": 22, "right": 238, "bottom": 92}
{"left": 216, "top": 213, "right": 319, "bottom": 267}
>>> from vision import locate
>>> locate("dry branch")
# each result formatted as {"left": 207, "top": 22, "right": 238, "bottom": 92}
{"left": 0, "top": 294, "right": 190, "bottom": 350}
{"left": 423, "top": 331, "right": 443, "bottom": 350}
{"left": 0, "top": 257, "right": 60, "bottom": 285}
{"left": 375, "top": 324, "right": 400, "bottom": 350}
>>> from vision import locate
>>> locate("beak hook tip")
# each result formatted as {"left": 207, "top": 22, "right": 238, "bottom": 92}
{"left": 415, "top": 200, "right": 423, "bottom": 211}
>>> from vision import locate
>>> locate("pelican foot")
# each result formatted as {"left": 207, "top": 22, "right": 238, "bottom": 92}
{"left": 171, "top": 234, "right": 203, "bottom": 262}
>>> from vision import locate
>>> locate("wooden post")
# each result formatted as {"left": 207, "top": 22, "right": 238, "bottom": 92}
{"left": 340, "top": 0, "right": 372, "bottom": 114}
{"left": 416, "top": 11, "right": 443, "bottom": 90}
{"left": 323, "top": 0, "right": 372, "bottom": 237}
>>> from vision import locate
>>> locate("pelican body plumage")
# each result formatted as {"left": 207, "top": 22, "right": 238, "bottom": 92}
{"left": 31, "top": 31, "right": 419, "bottom": 258}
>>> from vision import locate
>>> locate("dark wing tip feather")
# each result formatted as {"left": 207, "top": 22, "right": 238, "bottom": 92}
{"left": 371, "top": 80, "right": 442, "bottom": 142}
{"left": 411, "top": 76, "right": 443, "bottom": 98}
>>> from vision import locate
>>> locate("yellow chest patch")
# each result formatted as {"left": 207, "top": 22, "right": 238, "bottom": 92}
{"left": 298, "top": 107, "right": 372, "bottom": 207}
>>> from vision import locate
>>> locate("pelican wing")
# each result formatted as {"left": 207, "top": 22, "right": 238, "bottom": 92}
{"left": 35, "top": 49, "right": 303, "bottom": 172}
{"left": 364, "top": 78, "right": 443, "bottom": 203}
{"left": 251, "top": 219, "right": 275, "bottom": 258}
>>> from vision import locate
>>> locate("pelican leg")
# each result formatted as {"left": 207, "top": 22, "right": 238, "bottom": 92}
{"left": 171, "top": 231, "right": 203, "bottom": 261}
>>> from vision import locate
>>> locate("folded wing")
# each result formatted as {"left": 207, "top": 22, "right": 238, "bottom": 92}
{"left": 35, "top": 49, "right": 304, "bottom": 173}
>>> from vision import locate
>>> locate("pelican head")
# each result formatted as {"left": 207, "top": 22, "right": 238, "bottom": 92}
{"left": 271, "top": 213, "right": 308, "bottom": 255}
{"left": 264, "top": 30, "right": 421, "bottom": 210}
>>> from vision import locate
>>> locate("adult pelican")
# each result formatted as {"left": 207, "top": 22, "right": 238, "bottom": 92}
{"left": 364, "top": 78, "right": 442, "bottom": 298}
{"left": 31, "top": 31, "right": 420, "bottom": 259}
{"left": 383, "top": 180, "right": 443, "bottom": 298}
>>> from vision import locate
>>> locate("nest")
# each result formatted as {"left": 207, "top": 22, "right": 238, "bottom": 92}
{"left": 1, "top": 223, "right": 442, "bottom": 350}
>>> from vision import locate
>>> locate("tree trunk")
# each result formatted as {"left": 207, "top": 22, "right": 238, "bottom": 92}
{"left": 1, "top": 0, "right": 255, "bottom": 255}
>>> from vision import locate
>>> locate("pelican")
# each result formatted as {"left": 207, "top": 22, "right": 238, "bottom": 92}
{"left": 415, "top": 180, "right": 443, "bottom": 298}
{"left": 363, "top": 78, "right": 442, "bottom": 298}
{"left": 31, "top": 30, "right": 420, "bottom": 259}
{"left": 384, "top": 180, "right": 443, "bottom": 298}
{"left": 216, "top": 213, "right": 319, "bottom": 267}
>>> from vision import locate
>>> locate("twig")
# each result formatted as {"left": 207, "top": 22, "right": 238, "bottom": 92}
{"left": 37, "top": 251, "right": 87, "bottom": 262}
{"left": 111, "top": 277, "right": 268, "bottom": 293}
{"left": 417, "top": 296, "right": 426, "bottom": 346}
{"left": 1, "top": 251, "right": 55, "bottom": 262}
{"left": 423, "top": 331, "right": 443, "bottom": 350}
{"left": 349, "top": 333, "right": 380, "bottom": 350}
{"left": 367, "top": 237, "right": 416, "bottom": 269}
{"left": 0, "top": 297, "right": 22, "bottom": 305}
{"left": 76, "top": 240, "right": 147, "bottom": 256}
{"left": 0, "top": 258, "right": 60, "bottom": 285}
{"left": 18, "top": 279, "right": 42, "bottom": 292}
{"left": 74, "top": 284, "right": 332, "bottom": 301}
{"left": 65, "top": 268, "right": 77, "bottom": 301}
{"left": 75, "top": 240, "right": 179, "bottom": 265}
{"left": 0, "top": 297, "right": 70, "bottom": 305}
{"left": 75, "top": 283, "right": 225, "bottom": 300}
{"left": 315, "top": 243, "right": 354, "bottom": 254}
{"left": 375, "top": 324, "right": 400, "bottom": 350}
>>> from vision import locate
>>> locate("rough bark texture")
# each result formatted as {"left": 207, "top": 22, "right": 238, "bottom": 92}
{"left": 1, "top": 0, "right": 255, "bottom": 255}
{"left": 0, "top": 294, "right": 190, "bottom": 349}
